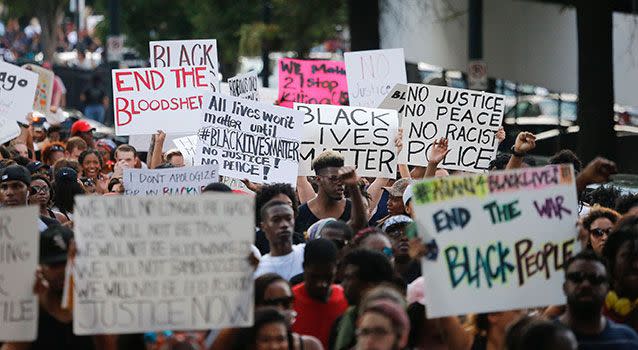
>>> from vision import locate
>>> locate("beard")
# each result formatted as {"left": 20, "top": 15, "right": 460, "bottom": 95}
{"left": 567, "top": 294, "right": 603, "bottom": 318}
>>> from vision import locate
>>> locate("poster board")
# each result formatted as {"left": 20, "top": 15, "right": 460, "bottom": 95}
{"left": 277, "top": 58, "right": 348, "bottom": 108}
{"left": 123, "top": 165, "right": 219, "bottom": 195}
{"left": 344, "top": 48, "right": 406, "bottom": 108}
{"left": 0, "top": 61, "right": 38, "bottom": 124}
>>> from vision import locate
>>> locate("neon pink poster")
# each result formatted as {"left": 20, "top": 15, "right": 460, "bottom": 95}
{"left": 277, "top": 58, "right": 348, "bottom": 108}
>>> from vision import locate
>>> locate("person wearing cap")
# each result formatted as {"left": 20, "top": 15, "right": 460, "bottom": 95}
{"left": 382, "top": 215, "right": 420, "bottom": 284}
{"left": 70, "top": 120, "right": 96, "bottom": 148}
{"left": 52, "top": 167, "right": 85, "bottom": 221}
{"left": 375, "top": 178, "right": 413, "bottom": 228}
{"left": 26, "top": 161, "right": 51, "bottom": 181}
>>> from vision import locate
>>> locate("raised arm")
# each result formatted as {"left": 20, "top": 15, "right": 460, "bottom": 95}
{"left": 149, "top": 130, "right": 166, "bottom": 169}
{"left": 296, "top": 176, "right": 316, "bottom": 204}
{"left": 506, "top": 132, "right": 536, "bottom": 170}
{"left": 425, "top": 138, "right": 450, "bottom": 178}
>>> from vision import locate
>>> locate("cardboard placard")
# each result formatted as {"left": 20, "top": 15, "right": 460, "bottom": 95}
{"left": 194, "top": 93, "right": 304, "bottom": 185}
{"left": 22, "top": 64, "right": 54, "bottom": 115}
{"left": 112, "top": 66, "right": 212, "bottom": 135}
{"left": 413, "top": 164, "right": 579, "bottom": 318}
{"left": 0, "top": 61, "right": 38, "bottom": 124}
{"left": 228, "top": 71, "right": 259, "bottom": 101}
{"left": 377, "top": 83, "right": 407, "bottom": 122}
{"left": 123, "top": 165, "right": 219, "bottom": 195}
{"left": 173, "top": 135, "right": 198, "bottom": 166}
{"left": 344, "top": 48, "right": 407, "bottom": 108}
{"left": 149, "top": 39, "right": 220, "bottom": 92}
{"left": 400, "top": 84, "right": 505, "bottom": 172}
{"left": 0, "top": 116, "right": 20, "bottom": 144}
{"left": 0, "top": 206, "right": 39, "bottom": 341}
{"left": 73, "top": 195, "right": 255, "bottom": 335}
{"left": 294, "top": 103, "right": 399, "bottom": 178}
{"left": 277, "top": 58, "right": 348, "bottom": 108}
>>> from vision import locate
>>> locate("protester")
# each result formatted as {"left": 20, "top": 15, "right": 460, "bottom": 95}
{"left": 78, "top": 149, "right": 107, "bottom": 193}
{"left": 64, "top": 136, "right": 88, "bottom": 161}
{"left": 509, "top": 318, "right": 578, "bottom": 350}
{"left": 26, "top": 161, "right": 51, "bottom": 181}
{"left": 233, "top": 307, "right": 293, "bottom": 350}
{"left": 375, "top": 178, "right": 412, "bottom": 227}
{"left": 254, "top": 183, "right": 303, "bottom": 255}
{"left": 40, "top": 142, "right": 66, "bottom": 167}
{"left": 52, "top": 167, "right": 85, "bottom": 221}
{"left": 292, "top": 239, "right": 348, "bottom": 349}
{"left": 586, "top": 185, "right": 622, "bottom": 210}
{"left": 382, "top": 215, "right": 420, "bottom": 283}
{"left": 616, "top": 194, "right": 638, "bottom": 217}
{"left": 354, "top": 299, "right": 410, "bottom": 350}
{"left": 559, "top": 250, "right": 638, "bottom": 348}
{"left": 0, "top": 164, "right": 32, "bottom": 208}
{"left": 582, "top": 206, "right": 621, "bottom": 255}
{"left": 113, "top": 144, "right": 140, "bottom": 177}
{"left": 466, "top": 310, "right": 526, "bottom": 350}
{"left": 351, "top": 227, "right": 394, "bottom": 261}
{"left": 29, "top": 175, "right": 68, "bottom": 224}
{"left": 70, "top": 120, "right": 96, "bottom": 148}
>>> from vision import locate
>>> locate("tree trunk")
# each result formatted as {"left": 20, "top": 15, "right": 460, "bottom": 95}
{"left": 348, "top": 0, "right": 380, "bottom": 51}
{"left": 35, "top": 0, "right": 67, "bottom": 61}
{"left": 576, "top": 2, "right": 616, "bottom": 164}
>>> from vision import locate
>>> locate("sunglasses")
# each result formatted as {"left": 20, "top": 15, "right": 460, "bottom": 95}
{"left": 590, "top": 228, "right": 612, "bottom": 238}
{"left": 566, "top": 272, "right": 607, "bottom": 285}
{"left": 262, "top": 296, "right": 294, "bottom": 309}
{"left": 50, "top": 145, "right": 65, "bottom": 152}
{"left": 29, "top": 185, "right": 50, "bottom": 195}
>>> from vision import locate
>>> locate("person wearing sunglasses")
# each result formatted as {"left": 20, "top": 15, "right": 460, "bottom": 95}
{"left": 29, "top": 175, "right": 69, "bottom": 225}
{"left": 582, "top": 206, "right": 621, "bottom": 256}
{"left": 41, "top": 142, "right": 66, "bottom": 167}
{"left": 559, "top": 249, "right": 638, "bottom": 348}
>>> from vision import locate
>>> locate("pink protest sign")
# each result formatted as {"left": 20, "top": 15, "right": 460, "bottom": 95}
{"left": 277, "top": 58, "right": 348, "bottom": 108}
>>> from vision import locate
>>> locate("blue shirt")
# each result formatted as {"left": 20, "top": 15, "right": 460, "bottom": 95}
{"left": 575, "top": 318, "right": 638, "bottom": 350}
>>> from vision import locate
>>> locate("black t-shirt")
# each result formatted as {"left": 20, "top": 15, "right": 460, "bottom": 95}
{"left": 31, "top": 307, "right": 95, "bottom": 350}
{"left": 294, "top": 199, "right": 352, "bottom": 235}
{"left": 83, "top": 86, "right": 105, "bottom": 105}
{"left": 573, "top": 318, "right": 638, "bottom": 349}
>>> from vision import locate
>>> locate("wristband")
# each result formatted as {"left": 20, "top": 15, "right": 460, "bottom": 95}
{"left": 510, "top": 145, "right": 526, "bottom": 158}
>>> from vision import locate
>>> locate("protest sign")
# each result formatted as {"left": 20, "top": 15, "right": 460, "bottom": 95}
{"left": 277, "top": 58, "right": 348, "bottom": 108}
{"left": 194, "top": 93, "right": 303, "bottom": 185}
{"left": 400, "top": 84, "right": 505, "bottom": 172}
{"left": 0, "top": 115, "right": 20, "bottom": 144}
{"left": 0, "top": 206, "right": 39, "bottom": 341}
{"left": 149, "top": 39, "right": 220, "bottom": 92}
{"left": 221, "top": 177, "right": 254, "bottom": 194}
{"left": 377, "top": 83, "right": 407, "bottom": 122}
{"left": 344, "top": 48, "right": 406, "bottom": 108}
{"left": 294, "top": 103, "right": 399, "bottom": 178}
{"left": 112, "top": 66, "right": 212, "bottom": 135}
{"left": 0, "top": 61, "right": 38, "bottom": 124}
{"left": 123, "top": 165, "right": 219, "bottom": 195}
{"left": 73, "top": 194, "right": 255, "bottom": 335}
{"left": 173, "top": 135, "right": 198, "bottom": 166}
{"left": 412, "top": 164, "right": 578, "bottom": 318}
{"left": 228, "top": 71, "right": 259, "bottom": 101}
{"left": 22, "top": 64, "right": 54, "bottom": 115}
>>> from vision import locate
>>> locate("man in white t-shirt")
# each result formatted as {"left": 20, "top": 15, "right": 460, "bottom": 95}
{"left": 254, "top": 199, "right": 305, "bottom": 281}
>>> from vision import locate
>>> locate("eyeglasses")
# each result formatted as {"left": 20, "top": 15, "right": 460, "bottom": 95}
{"left": 262, "top": 296, "right": 294, "bottom": 309}
{"left": 566, "top": 272, "right": 607, "bottom": 285}
{"left": 29, "top": 185, "right": 49, "bottom": 195}
{"left": 386, "top": 229, "right": 406, "bottom": 240}
{"left": 590, "top": 227, "right": 612, "bottom": 238}
{"left": 356, "top": 327, "right": 393, "bottom": 338}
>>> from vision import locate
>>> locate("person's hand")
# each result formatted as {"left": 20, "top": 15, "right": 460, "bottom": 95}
{"left": 241, "top": 179, "right": 263, "bottom": 193}
{"left": 112, "top": 159, "right": 129, "bottom": 178}
{"left": 338, "top": 166, "right": 359, "bottom": 187}
{"left": 495, "top": 127, "right": 505, "bottom": 144}
{"left": 248, "top": 251, "right": 260, "bottom": 271}
{"left": 395, "top": 128, "right": 404, "bottom": 155}
{"left": 513, "top": 132, "right": 536, "bottom": 154}
{"left": 33, "top": 266, "right": 49, "bottom": 298}
{"left": 96, "top": 175, "right": 109, "bottom": 194}
{"left": 154, "top": 130, "right": 166, "bottom": 145}
{"left": 579, "top": 157, "right": 617, "bottom": 185}
{"left": 428, "top": 138, "right": 450, "bottom": 165}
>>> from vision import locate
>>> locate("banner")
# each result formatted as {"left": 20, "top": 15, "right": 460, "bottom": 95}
{"left": 294, "top": 103, "right": 399, "bottom": 178}
{"left": 0, "top": 61, "right": 38, "bottom": 124}
{"left": 344, "top": 48, "right": 406, "bottom": 108}
{"left": 400, "top": 84, "right": 505, "bottom": 173}
{"left": 112, "top": 66, "right": 212, "bottom": 135}
{"left": 149, "top": 39, "right": 220, "bottom": 92}
{"left": 413, "top": 164, "right": 578, "bottom": 318}
{"left": 194, "top": 93, "right": 304, "bottom": 185}
{"left": 22, "top": 64, "right": 54, "bottom": 115}
{"left": 228, "top": 71, "right": 259, "bottom": 101}
{"left": 0, "top": 206, "right": 39, "bottom": 341}
{"left": 277, "top": 58, "right": 348, "bottom": 108}
{"left": 123, "top": 165, "right": 219, "bottom": 195}
{"left": 377, "top": 83, "right": 407, "bottom": 122}
{"left": 73, "top": 195, "right": 254, "bottom": 335}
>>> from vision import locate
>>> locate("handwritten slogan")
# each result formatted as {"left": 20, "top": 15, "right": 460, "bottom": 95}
{"left": 278, "top": 58, "right": 348, "bottom": 108}
{"left": 400, "top": 84, "right": 505, "bottom": 173}
{"left": 228, "top": 71, "right": 259, "bottom": 101}
{"left": 345, "top": 48, "right": 406, "bottom": 108}
{"left": 0, "top": 206, "right": 38, "bottom": 341}
{"left": 73, "top": 195, "right": 254, "bottom": 335}
{"left": 0, "top": 61, "right": 38, "bottom": 124}
{"left": 149, "top": 39, "right": 220, "bottom": 92}
{"left": 173, "top": 135, "right": 198, "bottom": 166}
{"left": 412, "top": 165, "right": 579, "bottom": 318}
{"left": 294, "top": 103, "right": 399, "bottom": 177}
{"left": 123, "top": 165, "right": 219, "bottom": 195}
{"left": 195, "top": 93, "right": 304, "bottom": 185}
{"left": 112, "top": 66, "right": 212, "bottom": 135}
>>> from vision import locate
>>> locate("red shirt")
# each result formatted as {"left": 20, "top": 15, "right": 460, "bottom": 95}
{"left": 292, "top": 283, "right": 349, "bottom": 349}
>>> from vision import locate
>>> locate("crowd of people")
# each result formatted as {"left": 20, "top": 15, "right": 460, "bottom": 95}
{"left": 1, "top": 112, "right": 638, "bottom": 350}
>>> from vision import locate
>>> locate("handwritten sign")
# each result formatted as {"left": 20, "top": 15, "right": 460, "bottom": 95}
{"left": 413, "top": 164, "right": 578, "bottom": 318}
{"left": 0, "top": 116, "right": 20, "bottom": 144}
{"left": 0, "top": 61, "right": 38, "bottom": 124}
{"left": 278, "top": 58, "right": 348, "bottom": 108}
{"left": 149, "top": 39, "right": 220, "bottom": 92}
{"left": 112, "top": 66, "right": 212, "bottom": 135}
{"left": 344, "top": 48, "right": 406, "bottom": 108}
{"left": 173, "top": 135, "right": 198, "bottom": 166}
{"left": 400, "top": 84, "right": 505, "bottom": 173}
{"left": 22, "top": 64, "right": 54, "bottom": 115}
{"left": 294, "top": 103, "right": 399, "bottom": 177}
{"left": 228, "top": 71, "right": 259, "bottom": 101}
{"left": 123, "top": 165, "right": 219, "bottom": 195}
{"left": 194, "top": 93, "right": 303, "bottom": 185}
{"left": 377, "top": 83, "right": 407, "bottom": 122}
{"left": 0, "top": 206, "right": 39, "bottom": 341}
{"left": 73, "top": 194, "right": 254, "bottom": 335}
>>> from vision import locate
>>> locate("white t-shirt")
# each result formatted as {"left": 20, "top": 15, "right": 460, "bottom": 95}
{"left": 254, "top": 244, "right": 305, "bottom": 281}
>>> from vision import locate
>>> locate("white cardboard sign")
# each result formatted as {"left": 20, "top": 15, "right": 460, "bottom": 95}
{"left": 0, "top": 61, "right": 38, "bottom": 124}
{"left": 345, "top": 48, "right": 407, "bottom": 108}
{"left": 123, "top": 165, "right": 219, "bottom": 195}
{"left": 228, "top": 71, "right": 259, "bottom": 101}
